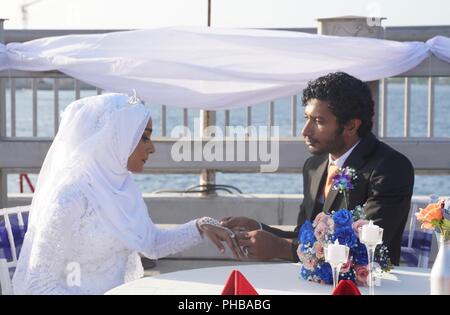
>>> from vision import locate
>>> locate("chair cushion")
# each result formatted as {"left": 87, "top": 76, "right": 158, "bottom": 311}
{"left": 0, "top": 213, "right": 29, "bottom": 261}
{"left": 400, "top": 230, "right": 432, "bottom": 267}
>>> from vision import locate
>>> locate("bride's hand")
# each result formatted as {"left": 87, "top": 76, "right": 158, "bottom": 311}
{"left": 196, "top": 217, "right": 244, "bottom": 259}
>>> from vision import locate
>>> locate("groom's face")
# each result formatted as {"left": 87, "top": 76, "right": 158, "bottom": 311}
{"left": 301, "top": 99, "right": 345, "bottom": 156}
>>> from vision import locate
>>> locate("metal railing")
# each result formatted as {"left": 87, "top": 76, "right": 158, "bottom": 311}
{"left": 3, "top": 78, "right": 303, "bottom": 139}
{"left": 379, "top": 75, "right": 444, "bottom": 139}
{"left": 4, "top": 75, "right": 447, "bottom": 141}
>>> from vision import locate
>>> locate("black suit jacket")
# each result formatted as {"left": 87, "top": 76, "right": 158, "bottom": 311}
{"left": 262, "top": 133, "right": 414, "bottom": 265}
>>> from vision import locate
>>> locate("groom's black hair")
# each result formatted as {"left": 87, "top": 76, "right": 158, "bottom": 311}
{"left": 301, "top": 72, "right": 374, "bottom": 138}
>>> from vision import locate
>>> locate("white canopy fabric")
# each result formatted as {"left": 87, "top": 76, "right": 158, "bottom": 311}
{"left": 0, "top": 27, "right": 449, "bottom": 109}
{"left": 427, "top": 35, "right": 450, "bottom": 64}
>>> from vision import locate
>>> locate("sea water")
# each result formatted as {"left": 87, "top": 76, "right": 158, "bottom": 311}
{"left": 4, "top": 78, "right": 450, "bottom": 195}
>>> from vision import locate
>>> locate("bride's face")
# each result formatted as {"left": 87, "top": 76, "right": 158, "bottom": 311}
{"left": 127, "top": 119, "right": 155, "bottom": 173}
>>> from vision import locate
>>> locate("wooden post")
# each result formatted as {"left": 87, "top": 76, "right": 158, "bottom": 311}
{"left": 199, "top": 0, "right": 216, "bottom": 196}
{"left": 199, "top": 110, "right": 216, "bottom": 196}
{"left": 317, "top": 16, "right": 386, "bottom": 137}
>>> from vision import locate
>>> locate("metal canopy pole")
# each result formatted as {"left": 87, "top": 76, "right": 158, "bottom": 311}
{"left": 317, "top": 16, "right": 385, "bottom": 137}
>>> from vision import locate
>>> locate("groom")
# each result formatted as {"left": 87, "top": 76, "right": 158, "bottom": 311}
{"left": 221, "top": 72, "right": 414, "bottom": 265}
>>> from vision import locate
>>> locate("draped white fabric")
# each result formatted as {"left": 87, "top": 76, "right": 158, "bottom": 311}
{"left": 0, "top": 27, "right": 449, "bottom": 109}
{"left": 427, "top": 35, "right": 450, "bottom": 64}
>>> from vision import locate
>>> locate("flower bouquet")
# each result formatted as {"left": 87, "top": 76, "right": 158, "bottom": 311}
{"left": 329, "top": 166, "right": 356, "bottom": 210}
{"left": 297, "top": 208, "right": 390, "bottom": 286}
{"left": 297, "top": 167, "right": 391, "bottom": 286}
{"left": 416, "top": 197, "right": 450, "bottom": 294}
{"left": 415, "top": 198, "right": 450, "bottom": 240}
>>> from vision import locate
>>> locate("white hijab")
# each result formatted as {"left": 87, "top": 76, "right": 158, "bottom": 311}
{"left": 27, "top": 93, "right": 152, "bottom": 251}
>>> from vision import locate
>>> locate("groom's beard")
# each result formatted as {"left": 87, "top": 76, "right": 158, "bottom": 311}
{"left": 306, "top": 129, "right": 346, "bottom": 156}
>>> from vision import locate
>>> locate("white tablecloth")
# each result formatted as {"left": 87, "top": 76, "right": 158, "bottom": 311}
{"left": 105, "top": 263, "right": 431, "bottom": 295}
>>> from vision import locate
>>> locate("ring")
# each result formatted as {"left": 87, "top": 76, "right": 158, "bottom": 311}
{"left": 242, "top": 246, "right": 249, "bottom": 257}
{"left": 198, "top": 217, "right": 234, "bottom": 235}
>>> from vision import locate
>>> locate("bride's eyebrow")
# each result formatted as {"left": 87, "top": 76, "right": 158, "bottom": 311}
{"left": 145, "top": 128, "right": 153, "bottom": 133}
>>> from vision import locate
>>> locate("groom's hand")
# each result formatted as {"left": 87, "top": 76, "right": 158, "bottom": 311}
{"left": 235, "top": 230, "right": 284, "bottom": 261}
{"left": 220, "top": 216, "right": 261, "bottom": 231}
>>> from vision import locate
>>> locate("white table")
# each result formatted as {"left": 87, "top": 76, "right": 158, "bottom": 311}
{"left": 106, "top": 263, "right": 431, "bottom": 295}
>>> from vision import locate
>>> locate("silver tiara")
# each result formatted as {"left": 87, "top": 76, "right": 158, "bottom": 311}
{"left": 128, "top": 89, "right": 142, "bottom": 105}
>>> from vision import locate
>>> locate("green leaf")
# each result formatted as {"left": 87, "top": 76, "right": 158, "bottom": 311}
{"left": 431, "top": 219, "right": 442, "bottom": 227}
{"left": 441, "top": 219, "right": 450, "bottom": 229}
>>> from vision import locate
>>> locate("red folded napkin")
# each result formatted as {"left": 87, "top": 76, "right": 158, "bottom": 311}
{"left": 332, "top": 280, "right": 361, "bottom": 295}
{"left": 221, "top": 270, "right": 259, "bottom": 295}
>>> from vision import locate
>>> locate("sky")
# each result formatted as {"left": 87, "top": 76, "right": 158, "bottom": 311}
{"left": 2, "top": 0, "right": 450, "bottom": 30}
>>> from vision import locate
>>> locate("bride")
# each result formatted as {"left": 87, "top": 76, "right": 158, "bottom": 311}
{"left": 12, "top": 93, "right": 242, "bottom": 294}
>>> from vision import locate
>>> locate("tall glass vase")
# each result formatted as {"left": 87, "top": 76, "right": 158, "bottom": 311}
{"left": 430, "top": 233, "right": 450, "bottom": 295}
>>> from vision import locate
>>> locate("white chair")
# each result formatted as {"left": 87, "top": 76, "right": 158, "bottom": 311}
{"left": 0, "top": 205, "right": 30, "bottom": 295}
{"left": 400, "top": 203, "right": 433, "bottom": 268}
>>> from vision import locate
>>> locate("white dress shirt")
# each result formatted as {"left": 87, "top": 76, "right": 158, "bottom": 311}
{"left": 328, "top": 140, "right": 361, "bottom": 168}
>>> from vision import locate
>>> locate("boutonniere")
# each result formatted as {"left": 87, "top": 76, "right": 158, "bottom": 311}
{"left": 331, "top": 166, "right": 357, "bottom": 209}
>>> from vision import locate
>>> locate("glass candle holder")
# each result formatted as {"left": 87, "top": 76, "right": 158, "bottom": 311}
{"left": 324, "top": 240, "right": 350, "bottom": 290}
{"left": 359, "top": 223, "right": 383, "bottom": 295}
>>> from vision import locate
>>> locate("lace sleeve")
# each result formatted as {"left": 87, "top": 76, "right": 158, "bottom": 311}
{"left": 18, "top": 188, "right": 84, "bottom": 295}
{"left": 140, "top": 219, "right": 203, "bottom": 259}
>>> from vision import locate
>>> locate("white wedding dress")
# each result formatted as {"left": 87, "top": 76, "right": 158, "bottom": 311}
{"left": 12, "top": 181, "right": 202, "bottom": 295}
{"left": 12, "top": 94, "right": 207, "bottom": 295}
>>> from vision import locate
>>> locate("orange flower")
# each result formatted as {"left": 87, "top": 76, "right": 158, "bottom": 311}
{"left": 415, "top": 202, "right": 443, "bottom": 230}
{"left": 420, "top": 221, "right": 435, "bottom": 230}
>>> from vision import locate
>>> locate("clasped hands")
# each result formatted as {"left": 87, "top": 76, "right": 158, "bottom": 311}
{"left": 196, "top": 216, "right": 283, "bottom": 260}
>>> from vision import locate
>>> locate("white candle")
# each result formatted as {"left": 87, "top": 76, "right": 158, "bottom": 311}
{"left": 326, "top": 239, "right": 347, "bottom": 264}
{"left": 361, "top": 220, "right": 381, "bottom": 243}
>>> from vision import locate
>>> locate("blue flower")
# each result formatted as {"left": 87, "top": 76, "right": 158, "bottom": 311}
{"left": 299, "top": 220, "right": 314, "bottom": 234}
{"left": 299, "top": 221, "right": 316, "bottom": 252}
{"left": 333, "top": 209, "right": 353, "bottom": 227}
{"left": 299, "top": 266, "right": 313, "bottom": 281}
{"left": 333, "top": 226, "right": 357, "bottom": 247}
{"left": 352, "top": 240, "right": 368, "bottom": 265}
{"left": 339, "top": 269, "right": 356, "bottom": 283}
{"left": 314, "top": 262, "right": 333, "bottom": 284}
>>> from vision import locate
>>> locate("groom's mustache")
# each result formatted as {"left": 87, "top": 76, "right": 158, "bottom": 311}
{"left": 305, "top": 137, "right": 319, "bottom": 144}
